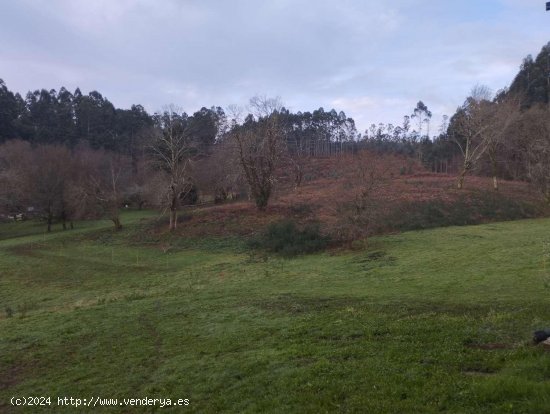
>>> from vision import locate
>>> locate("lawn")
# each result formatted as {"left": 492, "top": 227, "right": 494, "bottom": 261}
{"left": 2, "top": 212, "right": 550, "bottom": 413}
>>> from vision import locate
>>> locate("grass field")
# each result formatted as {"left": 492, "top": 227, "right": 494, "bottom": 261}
{"left": 2, "top": 211, "right": 550, "bottom": 413}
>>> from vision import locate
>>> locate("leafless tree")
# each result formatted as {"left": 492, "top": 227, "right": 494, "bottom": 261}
{"left": 230, "top": 96, "right": 286, "bottom": 210}
{"left": 0, "top": 142, "right": 82, "bottom": 231}
{"left": 0, "top": 140, "right": 32, "bottom": 216}
{"left": 124, "top": 157, "right": 151, "bottom": 210}
{"left": 517, "top": 105, "right": 550, "bottom": 203}
{"left": 335, "top": 151, "right": 390, "bottom": 244}
{"left": 72, "top": 147, "right": 130, "bottom": 230}
{"left": 285, "top": 136, "right": 310, "bottom": 190}
{"left": 451, "top": 85, "right": 494, "bottom": 189}
{"left": 30, "top": 145, "right": 75, "bottom": 232}
{"left": 150, "top": 105, "right": 196, "bottom": 230}
{"left": 232, "top": 116, "right": 285, "bottom": 210}
{"left": 194, "top": 138, "right": 244, "bottom": 203}
{"left": 249, "top": 95, "right": 283, "bottom": 118}
{"left": 481, "top": 93, "right": 521, "bottom": 190}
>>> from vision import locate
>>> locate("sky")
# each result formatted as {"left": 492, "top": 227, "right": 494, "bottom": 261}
{"left": 0, "top": 0, "right": 549, "bottom": 133}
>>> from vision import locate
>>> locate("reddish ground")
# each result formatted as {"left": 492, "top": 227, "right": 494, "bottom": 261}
{"left": 171, "top": 153, "right": 545, "bottom": 239}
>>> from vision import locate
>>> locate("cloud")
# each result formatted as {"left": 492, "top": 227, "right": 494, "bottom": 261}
{"left": 0, "top": 0, "right": 548, "bottom": 132}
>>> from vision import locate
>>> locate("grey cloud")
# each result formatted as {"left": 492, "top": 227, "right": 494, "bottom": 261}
{"left": 0, "top": 0, "right": 548, "bottom": 132}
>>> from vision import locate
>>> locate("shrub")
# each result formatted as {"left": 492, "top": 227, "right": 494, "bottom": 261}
{"left": 251, "top": 219, "right": 329, "bottom": 257}
{"left": 181, "top": 184, "right": 199, "bottom": 205}
{"left": 289, "top": 203, "right": 313, "bottom": 216}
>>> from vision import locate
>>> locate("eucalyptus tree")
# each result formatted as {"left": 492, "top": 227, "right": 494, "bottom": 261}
{"left": 411, "top": 101, "right": 432, "bottom": 140}
{"left": 0, "top": 79, "right": 19, "bottom": 143}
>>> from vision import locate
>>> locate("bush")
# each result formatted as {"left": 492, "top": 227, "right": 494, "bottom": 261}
{"left": 289, "top": 203, "right": 313, "bottom": 216}
{"left": 181, "top": 184, "right": 199, "bottom": 206}
{"left": 251, "top": 219, "right": 330, "bottom": 257}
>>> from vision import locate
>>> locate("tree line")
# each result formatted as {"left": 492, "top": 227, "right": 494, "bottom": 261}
{"left": 0, "top": 85, "right": 359, "bottom": 230}
{"left": 359, "top": 42, "right": 550, "bottom": 199}
{"left": 0, "top": 80, "right": 358, "bottom": 155}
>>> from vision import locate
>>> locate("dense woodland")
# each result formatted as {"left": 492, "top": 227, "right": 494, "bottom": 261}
{"left": 2, "top": 42, "right": 550, "bottom": 234}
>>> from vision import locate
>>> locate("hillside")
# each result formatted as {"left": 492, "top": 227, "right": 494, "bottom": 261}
{"left": 167, "top": 153, "right": 546, "bottom": 241}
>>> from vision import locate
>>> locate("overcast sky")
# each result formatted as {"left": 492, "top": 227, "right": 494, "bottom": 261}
{"left": 1, "top": 0, "right": 549, "bottom": 133}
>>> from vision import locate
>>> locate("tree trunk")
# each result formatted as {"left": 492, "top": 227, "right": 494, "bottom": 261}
{"left": 168, "top": 183, "right": 178, "bottom": 231}
{"left": 457, "top": 170, "right": 466, "bottom": 189}
{"left": 169, "top": 209, "right": 177, "bottom": 231}
{"left": 47, "top": 218, "right": 52, "bottom": 233}
{"left": 112, "top": 216, "right": 122, "bottom": 231}
{"left": 490, "top": 156, "right": 499, "bottom": 191}
{"left": 294, "top": 167, "right": 303, "bottom": 190}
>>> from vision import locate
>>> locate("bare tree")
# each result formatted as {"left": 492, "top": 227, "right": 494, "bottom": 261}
{"left": 0, "top": 142, "right": 82, "bottom": 231}
{"left": 230, "top": 96, "right": 286, "bottom": 210}
{"left": 517, "top": 105, "right": 550, "bottom": 203}
{"left": 72, "top": 147, "right": 130, "bottom": 230}
{"left": 483, "top": 95, "right": 520, "bottom": 190}
{"left": 150, "top": 106, "right": 196, "bottom": 231}
{"left": 0, "top": 140, "right": 32, "bottom": 216}
{"left": 249, "top": 95, "right": 283, "bottom": 118}
{"left": 451, "top": 85, "right": 494, "bottom": 189}
{"left": 285, "top": 135, "right": 311, "bottom": 190}
{"left": 194, "top": 138, "right": 244, "bottom": 203}
{"left": 124, "top": 157, "right": 150, "bottom": 210}
{"left": 335, "top": 151, "right": 390, "bottom": 244}
{"left": 29, "top": 145, "right": 74, "bottom": 232}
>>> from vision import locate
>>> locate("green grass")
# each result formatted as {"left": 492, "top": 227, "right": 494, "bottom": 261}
{"left": 2, "top": 211, "right": 550, "bottom": 413}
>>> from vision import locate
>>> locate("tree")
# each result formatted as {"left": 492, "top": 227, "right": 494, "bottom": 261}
{"left": 28, "top": 145, "right": 75, "bottom": 232}
{"left": 186, "top": 106, "right": 226, "bottom": 153}
{"left": 510, "top": 105, "right": 550, "bottom": 203}
{"left": 285, "top": 134, "right": 309, "bottom": 190}
{"left": 0, "top": 140, "right": 33, "bottom": 215}
{"left": 509, "top": 43, "right": 550, "bottom": 108}
{"left": 194, "top": 138, "right": 244, "bottom": 203}
{"left": 73, "top": 147, "right": 130, "bottom": 230}
{"left": 231, "top": 96, "right": 286, "bottom": 210}
{"left": 450, "top": 86, "right": 493, "bottom": 189}
{"left": 335, "top": 151, "right": 390, "bottom": 244}
{"left": 150, "top": 106, "right": 196, "bottom": 231}
{"left": 0, "top": 142, "right": 76, "bottom": 231}
{"left": 0, "top": 79, "right": 19, "bottom": 143}
{"left": 74, "top": 90, "right": 117, "bottom": 149}
{"left": 56, "top": 87, "right": 78, "bottom": 146}
{"left": 114, "top": 104, "right": 153, "bottom": 158}
{"left": 483, "top": 94, "right": 520, "bottom": 190}
{"left": 411, "top": 101, "right": 432, "bottom": 140}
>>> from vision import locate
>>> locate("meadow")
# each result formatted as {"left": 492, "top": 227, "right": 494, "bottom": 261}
{"left": 2, "top": 211, "right": 550, "bottom": 413}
